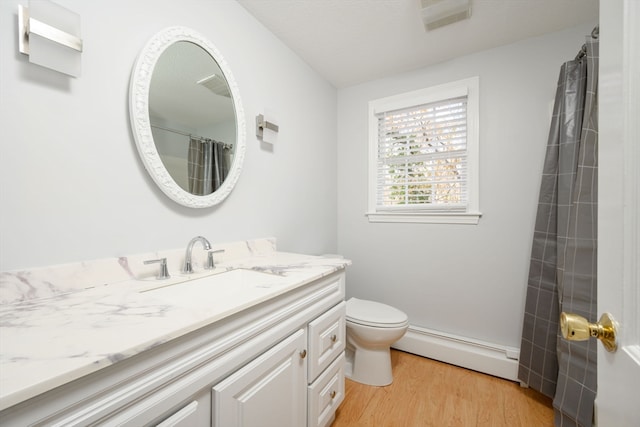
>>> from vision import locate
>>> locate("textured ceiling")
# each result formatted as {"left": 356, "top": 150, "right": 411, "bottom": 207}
{"left": 237, "top": 0, "right": 599, "bottom": 88}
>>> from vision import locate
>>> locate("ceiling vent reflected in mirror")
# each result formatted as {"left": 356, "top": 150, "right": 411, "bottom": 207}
{"left": 421, "top": 0, "right": 471, "bottom": 31}
{"left": 197, "top": 74, "right": 231, "bottom": 98}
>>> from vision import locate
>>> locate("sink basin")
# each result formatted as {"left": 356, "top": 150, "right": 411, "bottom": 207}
{"left": 139, "top": 268, "right": 290, "bottom": 310}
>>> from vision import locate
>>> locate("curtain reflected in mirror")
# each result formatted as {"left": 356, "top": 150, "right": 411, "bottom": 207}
{"left": 148, "top": 40, "right": 236, "bottom": 196}
{"left": 188, "top": 137, "right": 230, "bottom": 195}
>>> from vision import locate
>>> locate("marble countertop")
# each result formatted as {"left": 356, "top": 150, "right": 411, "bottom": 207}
{"left": 0, "top": 250, "right": 350, "bottom": 411}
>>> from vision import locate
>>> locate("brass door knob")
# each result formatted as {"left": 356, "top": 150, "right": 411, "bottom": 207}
{"left": 560, "top": 312, "right": 618, "bottom": 352}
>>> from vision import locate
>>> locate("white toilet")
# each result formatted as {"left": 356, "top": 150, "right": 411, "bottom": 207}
{"left": 345, "top": 297, "right": 409, "bottom": 386}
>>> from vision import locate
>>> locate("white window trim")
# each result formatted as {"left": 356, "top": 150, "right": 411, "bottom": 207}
{"left": 366, "top": 76, "right": 481, "bottom": 225}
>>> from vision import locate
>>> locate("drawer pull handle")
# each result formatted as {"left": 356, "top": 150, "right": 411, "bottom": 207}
{"left": 330, "top": 334, "right": 337, "bottom": 343}
{"left": 299, "top": 349, "right": 307, "bottom": 359}
{"left": 330, "top": 390, "right": 336, "bottom": 399}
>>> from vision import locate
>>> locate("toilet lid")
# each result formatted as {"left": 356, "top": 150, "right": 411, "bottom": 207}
{"left": 346, "top": 298, "right": 408, "bottom": 328}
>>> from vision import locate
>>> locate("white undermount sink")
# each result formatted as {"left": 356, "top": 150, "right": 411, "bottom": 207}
{"left": 138, "top": 268, "right": 290, "bottom": 310}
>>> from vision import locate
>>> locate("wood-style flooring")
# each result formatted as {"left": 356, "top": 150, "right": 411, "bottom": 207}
{"left": 332, "top": 350, "right": 553, "bottom": 427}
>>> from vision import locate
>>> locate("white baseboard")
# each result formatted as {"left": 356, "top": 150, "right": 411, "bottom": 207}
{"left": 392, "top": 325, "right": 520, "bottom": 382}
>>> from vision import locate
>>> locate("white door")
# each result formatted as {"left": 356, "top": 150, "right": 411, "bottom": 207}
{"left": 212, "top": 329, "right": 307, "bottom": 427}
{"left": 597, "top": 0, "right": 640, "bottom": 425}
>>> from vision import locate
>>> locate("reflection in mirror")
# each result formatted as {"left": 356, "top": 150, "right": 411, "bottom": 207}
{"left": 149, "top": 41, "right": 235, "bottom": 196}
{"left": 129, "top": 27, "right": 246, "bottom": 208}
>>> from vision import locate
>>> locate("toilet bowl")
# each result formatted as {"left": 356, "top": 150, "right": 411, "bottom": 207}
{"left": 345, "top": 297, "right": 409, "bottom": 386}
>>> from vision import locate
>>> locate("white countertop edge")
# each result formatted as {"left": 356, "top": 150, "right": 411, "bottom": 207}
{"left": 0, "top": 253, "right": 350, "bottom": 411}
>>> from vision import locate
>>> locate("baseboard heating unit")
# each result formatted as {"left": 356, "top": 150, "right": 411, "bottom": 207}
{"left": 392, "top": 325, "right": 520, "bottom": 382}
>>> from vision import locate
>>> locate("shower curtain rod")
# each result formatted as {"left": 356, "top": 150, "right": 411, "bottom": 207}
{"left": 575, "top": 26, "right": 599, "bottom": 60}
{"left": 151, "top": 124, "right": 233, "bottom": 149}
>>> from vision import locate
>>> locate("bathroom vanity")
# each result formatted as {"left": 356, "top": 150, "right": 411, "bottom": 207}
{"left": 0, "top": 239, "right": 349, "bottom": 426}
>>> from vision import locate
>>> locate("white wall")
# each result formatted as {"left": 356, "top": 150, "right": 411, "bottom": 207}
{"left": 0, "top": 0, "right": 337, "bottom": 271}
{"left": 336, "top": 23, "right": 597, "bottom": 349}
{"left": 0, "top": 0, "right": 598, "bottom": 355}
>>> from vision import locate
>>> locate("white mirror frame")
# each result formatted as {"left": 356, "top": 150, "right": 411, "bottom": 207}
{"left": 129, "top": 26, "right": 246, "bottom": 208}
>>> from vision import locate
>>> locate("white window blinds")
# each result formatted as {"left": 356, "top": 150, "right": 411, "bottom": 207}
{"left": 375, "top": 95, "right": 468, "bottom": 211}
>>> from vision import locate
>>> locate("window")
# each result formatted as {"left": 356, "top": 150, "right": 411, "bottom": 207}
{"left": 367, "top": 77, "right": 481, "bottom": 224}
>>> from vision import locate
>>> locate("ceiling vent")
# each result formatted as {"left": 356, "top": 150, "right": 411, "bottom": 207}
{"left": 421, "top": 0, "right": 471, "bottom": 31}
{"left": 197, "top": 74, "right": 231, "bottom": 98}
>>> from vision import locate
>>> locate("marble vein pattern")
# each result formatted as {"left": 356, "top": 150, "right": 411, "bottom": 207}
{"left": 0, "top": 237, "right": 277, "bottom": 305}
{"left": 0, "top": 238, "right": 350, "bottom": 411}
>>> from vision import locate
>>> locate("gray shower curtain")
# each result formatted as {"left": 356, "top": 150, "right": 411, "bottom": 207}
{"left": 188, "top": 138, "right": 229, "bottom": 195}
{"left": 518, "top": 33, "right": 598, "bottom": 427}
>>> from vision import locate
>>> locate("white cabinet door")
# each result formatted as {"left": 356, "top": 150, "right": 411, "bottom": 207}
{"left": 212, "top": 329, "right": 307, "bottom": 427}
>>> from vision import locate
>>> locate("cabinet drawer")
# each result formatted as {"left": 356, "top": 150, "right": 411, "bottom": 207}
{"left": 308, "top": 301, "right": 346, "bottom": 381}
{"left": 307, "top": 352, "right": 345, "bottom": 427}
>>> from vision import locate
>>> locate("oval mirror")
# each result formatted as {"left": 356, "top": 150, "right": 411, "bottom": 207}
{"left": 129, "top": 27, "right": 246, "bottom": 208}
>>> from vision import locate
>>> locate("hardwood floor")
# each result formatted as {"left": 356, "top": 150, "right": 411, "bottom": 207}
{"left": 332, "top": 350, "right": 553, "bottom": 427}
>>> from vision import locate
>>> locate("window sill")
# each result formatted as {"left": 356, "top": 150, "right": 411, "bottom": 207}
{"left": 365, "top": 211, "right": 482, "bottom": 225}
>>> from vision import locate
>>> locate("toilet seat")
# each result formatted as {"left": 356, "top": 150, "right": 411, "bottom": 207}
{"left": 346, "top": 298, "right": 408, "bottom": 328}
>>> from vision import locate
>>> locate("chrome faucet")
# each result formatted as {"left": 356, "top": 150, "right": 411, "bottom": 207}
{"left": 182, "top": 236, "right": 212, "bottom": 274}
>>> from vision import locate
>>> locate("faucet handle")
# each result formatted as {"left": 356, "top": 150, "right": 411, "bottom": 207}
{"left": 206, "top": 249, "right": 225, "bottom": 270}
{"left": 144, "top": 258, "right": 170, "bottom": 280}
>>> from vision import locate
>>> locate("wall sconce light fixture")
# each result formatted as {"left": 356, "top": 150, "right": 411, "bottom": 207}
{"left": 18, "top": 0, "right": 83, "bottom": 77}
{"left": 256, "top": 113, "right": 279, "bottom": 145}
